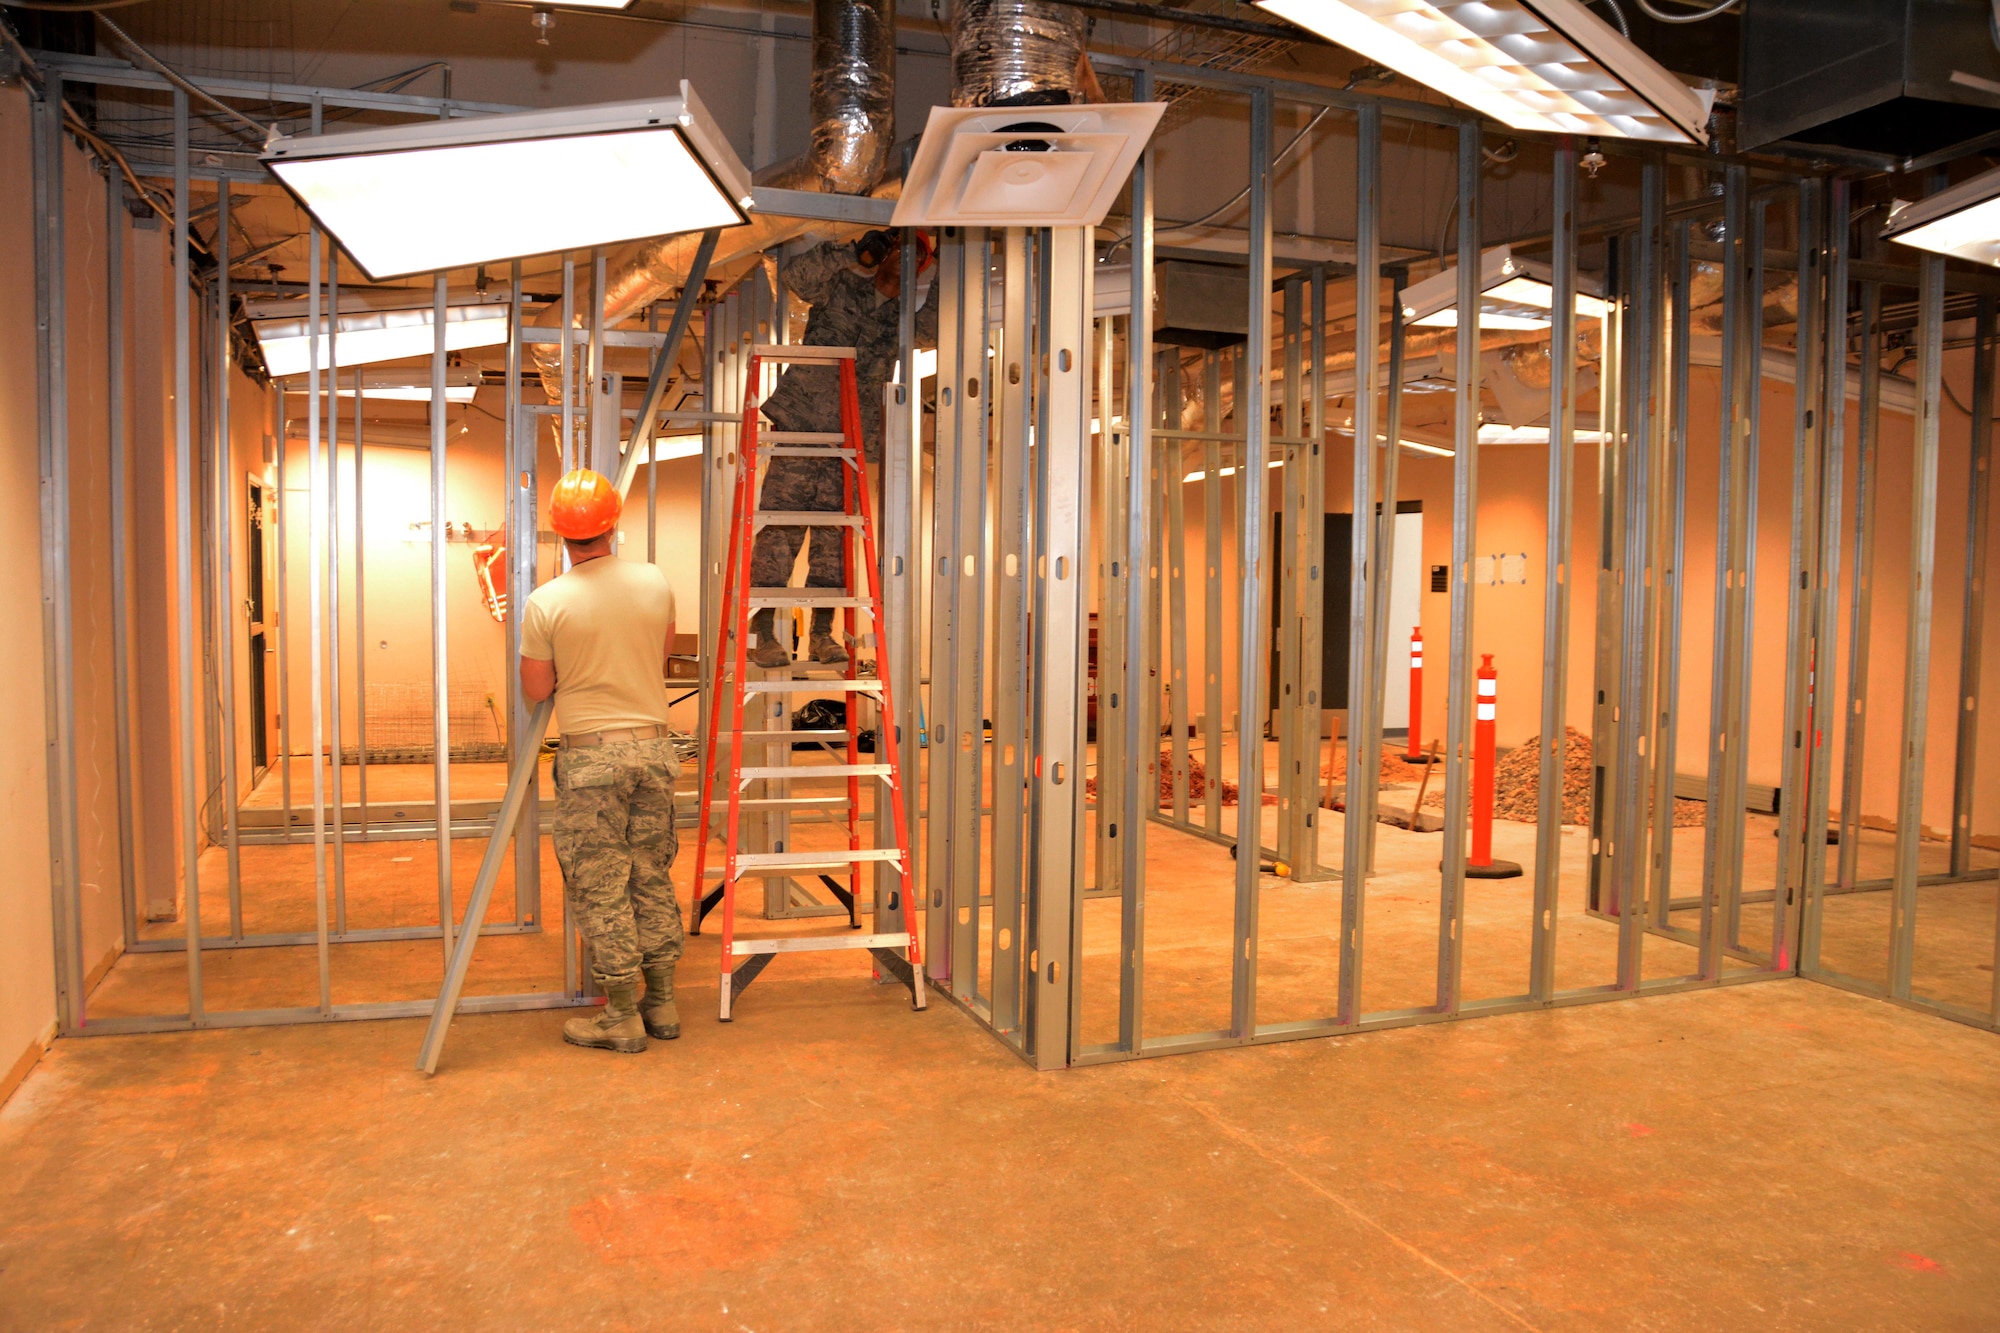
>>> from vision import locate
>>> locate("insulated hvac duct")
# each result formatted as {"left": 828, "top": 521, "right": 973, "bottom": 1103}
{"left": 532, "top": 0, "right": 901, "bottom": 409}
{"left": 808, "top": 0, "right": 897, "bottom": 194}
{"left": 950, "top": 0, "right": 1088, "bottom": 108}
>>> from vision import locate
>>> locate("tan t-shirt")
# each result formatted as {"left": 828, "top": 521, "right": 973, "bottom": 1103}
{"left": 520, "top": 555, "right": 676, "bottom": 738}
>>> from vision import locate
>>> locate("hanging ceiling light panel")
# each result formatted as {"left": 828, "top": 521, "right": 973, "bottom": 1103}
{"left": 1252, "top": 0, "right": 1711, "bottom": 144}
{"left": 254, "top": 303, "right": 510, "bottom": 379}
{"left": 279, "top": 366, "right": 483, "bottom": 403}
{"left": 263, "top": 83, "right": 752, "bottom": 281}
{"left": 892, "top": 103, "right": 1167, "bottom": 228}
{"left": 1400, "top": 244, "right": 1607, "bottom": 330}
{"left": 1882, "top": 165, "right": 2000, "bottom": 266}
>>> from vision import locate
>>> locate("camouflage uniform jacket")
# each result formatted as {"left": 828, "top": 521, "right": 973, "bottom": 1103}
{"left": 760, "top": 240, "right": 939, "bottom": 462}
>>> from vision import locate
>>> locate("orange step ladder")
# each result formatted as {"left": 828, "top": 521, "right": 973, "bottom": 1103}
{"left": 688, "top": 344, "right": 925, "bottom": 1020}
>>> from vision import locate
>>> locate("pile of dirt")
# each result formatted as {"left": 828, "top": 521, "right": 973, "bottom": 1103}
{"left": 1322, "top": 745, "right": 1433, "bottom": 788}
{"left": 1419, "top": 727, "right": 1707, "bottom": 827}
{"left": 1121, "top": 750, "right": 1278, "bottom": 807}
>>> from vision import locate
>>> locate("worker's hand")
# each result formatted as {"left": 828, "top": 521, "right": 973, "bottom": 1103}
{"left": 854, "top": 228, "right": 898, "bottom": 270}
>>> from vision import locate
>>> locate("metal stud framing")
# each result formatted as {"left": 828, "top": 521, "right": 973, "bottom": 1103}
{"left": 26, "top": 49, "right": 2000, "bottom": 1056}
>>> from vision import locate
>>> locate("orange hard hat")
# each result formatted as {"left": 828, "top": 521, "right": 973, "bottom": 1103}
{"left": 550, "top": 468, "right": 621, "bottom": 541}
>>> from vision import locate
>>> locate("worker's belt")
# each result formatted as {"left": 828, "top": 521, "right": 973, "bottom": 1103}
{"left": 558, "top": 724, "right": 670, "bottom": 750}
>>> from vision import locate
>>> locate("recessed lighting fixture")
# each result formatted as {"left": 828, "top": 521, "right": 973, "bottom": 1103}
{"left": 635, "top": 434, "right": 703, "bottom": 465}
{"left": 263, "top": 84, "right": 751, "bottom": 281}
{"left": 1183, "top": 459, "right": 1285, "bottom": 484}
{"left": 253, "top": 304, "right": 510, "bottom": 379}
{"left": 1252, "top": 0, "right": 1711, "bottom": 144}
{"left": 1882, "top": 165, "right": 2000, "bottom": 267}
{"left": 280, "top": 366, "right": 482, "bottom": 403}
{"left": 893, "top": 102, "right": 1167, "bottom": 228}
{"left": 1477, "top": 423, "right": 1608, "bottom": 446}
{"left": 1398, "top": 439, "right": 1456, "bottom": 458}
{"left": 1401, "top": 245, "right": 1608, "bottom": 330}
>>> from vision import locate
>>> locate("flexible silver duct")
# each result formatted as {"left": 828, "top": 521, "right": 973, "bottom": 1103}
{"left": 531, "top": 0, "right": 901, "bottom": 411}
{"left": 809, "top": 0, "right": 897, "bottom": 194}
{"left": 951, "top": 0, "right": 1087, "bottom": 107}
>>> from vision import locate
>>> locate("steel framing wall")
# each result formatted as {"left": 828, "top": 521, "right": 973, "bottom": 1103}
{"left": 21, "top": 44, "right": 2000, "bottom": 1059}
{"left": 907, "top": 55, "right": 2000, "bottom": 1068}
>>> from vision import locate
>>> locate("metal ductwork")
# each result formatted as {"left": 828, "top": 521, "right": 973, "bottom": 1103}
{"left": 532, "top": 0, "right": 901, "bottom": 411}
{"left": 808, "top": 0, "right": 897, "bottom": 193}
{"left": 950, "top": 0, "right": 1088, "bottom": 107}
{"left": 1738, "top": 0, "right": 2000, "bottom": 158}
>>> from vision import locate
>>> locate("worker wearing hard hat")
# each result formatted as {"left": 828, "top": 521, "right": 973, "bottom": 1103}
{"left": 519, "top": 469, "right": 682, "bottom": 1054}
{"left": 747, "top": 227, "right": 937, "bottom": 668}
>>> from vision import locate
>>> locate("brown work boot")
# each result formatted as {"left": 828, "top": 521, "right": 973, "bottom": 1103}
{"left": 562, "top": 983, "right": 647, "bottom": 1053}
{"left": 809, "top": 633, "right": 849, "bottom": 665}
{"left": 640, "top": 963, "right": 680, "bottom": 1040}
{"left": 749, "top": 637, "right": 792, "bottom": 669}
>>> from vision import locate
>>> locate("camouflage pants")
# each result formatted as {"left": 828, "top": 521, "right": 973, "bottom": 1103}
{"left": 750, "top": 451, "right": 847, "bottom": 639}
{"left": 551, "top": 736, "right": 683, "bottom": 989}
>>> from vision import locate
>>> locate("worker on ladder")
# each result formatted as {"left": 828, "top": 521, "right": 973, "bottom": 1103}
{"left": 520, "top": 469, "right": 684, "bottom": 1054}
{"left": 748, "top": 228, "right": 937, "bottom": 669}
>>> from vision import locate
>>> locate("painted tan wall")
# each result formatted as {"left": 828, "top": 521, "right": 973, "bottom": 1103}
{"left": 0, "top": 83, "right": 59, "bottom": 1099}
{"left": 1159, "top": 346, "right": 1998, "bottom": 844}
{"left": 0, "top": 82, "right": 224, "bottom": 1076}
{"left": 270, "top": 406, "right": 707, "bottom": 756}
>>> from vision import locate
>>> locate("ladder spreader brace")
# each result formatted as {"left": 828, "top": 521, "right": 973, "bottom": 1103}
{"left": 688, "top": 346, "right": 926, "bottom": 1020}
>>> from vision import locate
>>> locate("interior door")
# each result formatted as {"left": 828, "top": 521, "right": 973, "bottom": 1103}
{"left": 246, "top": 476, "right": 271, "bottom": 774}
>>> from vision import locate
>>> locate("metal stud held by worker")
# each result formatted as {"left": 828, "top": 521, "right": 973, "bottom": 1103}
{"left": 550, "top": 468, "right": 621, "bottom": 542}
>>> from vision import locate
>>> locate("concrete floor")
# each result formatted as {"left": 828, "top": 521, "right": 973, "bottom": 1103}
{"left": 3, "top": 974, "right": 1997, "bottom": 1328}
{"left": 22, "top": 745, "right": 1995, "bottom": 1326}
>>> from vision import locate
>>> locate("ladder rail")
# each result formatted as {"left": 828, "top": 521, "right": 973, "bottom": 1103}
{"left": 687, "top": 392, "right": 756, "bottom": 936}
{"left": 718, "top": 373, "right": 763, "bottom": 1013}
{"left": 692, "top": 349, "right": 924, "bottom": 1018}
{"left": 843, "top": 358, "right": 923, "bottom": 982}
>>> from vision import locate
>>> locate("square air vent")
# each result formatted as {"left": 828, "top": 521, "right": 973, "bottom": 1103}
{"left": 891, "top": 103, "right": 1167, "bottom": 229}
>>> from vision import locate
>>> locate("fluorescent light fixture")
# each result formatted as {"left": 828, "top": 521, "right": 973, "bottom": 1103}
{"left": 1882, "top": 165, "right": 2000, "bottom": 267}
{"left": 263, "top": 84, "right": 752, "bottom": 282}
{"left": 1252, "top": 0, "right": 1711, "bottom": 144}
{"left": 634, "top": 434, "right": 704, "bottom": 465}
{"left": 1398, "top": 439, "right": 1456, "bottom": 458}
{"left": 280, "top": 366, "right": 482, "bottom": 403}
{"left": 1402, "top": 245, "right": 1607, "bottom": 330}
{"left": 1183, "top": 459, "right": 1285, "bottom": 483}
{"left": 253, "top": 303, "right": 510, "bottom": 379}
{"left": 1477, "top": 423, "right": 1607, "bottom": 446}
{"left": 893, "top": 103, "right": 1167, "bottom": 228}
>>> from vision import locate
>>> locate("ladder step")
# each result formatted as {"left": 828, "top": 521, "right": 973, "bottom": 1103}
{"left": 703, "top": 862, "right": 883, "bottom": 879}
{"left": 747, "top": 592, "right": 874, "bottom": 608}
{"left": 733, "top": 848, "right": 902, "bottom": 869}
{"left": 730, "top": 796, "right": 853, "bottom": 809}
{"left": 761, "top": 431, "right": 848, "bottom": 444}
{"left": 763, "top": 447, "right": 859, "bottom": 460}
{"left": 731, "top": 932, "right": 912, "bottom": 956}
{"left": 744, "top": 679, "right": 884, "bottom": 694}
{"left": 737, "top": 764, "right": 892, "bottom": 782}
{"left": 753, "top": 512, "right": 863, "bottom": 528}
{"left": 750, "top": 344, "right": 855, "bottom": 363}
{"left": 718, "top": 729, "right": 853, "bottom": 742}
